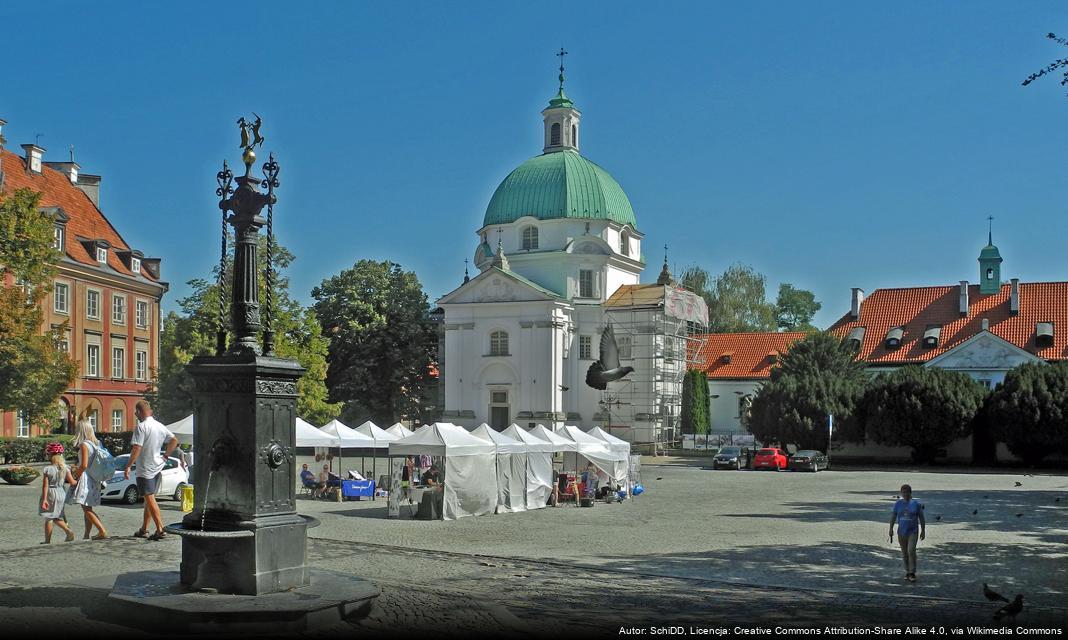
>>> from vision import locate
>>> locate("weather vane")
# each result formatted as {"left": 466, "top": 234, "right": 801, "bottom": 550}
{"left": 236, "top": 113, "right": 265, "bottom": 174}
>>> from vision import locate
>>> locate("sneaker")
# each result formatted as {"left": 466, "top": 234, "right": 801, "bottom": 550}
{"left": 907, "top": 573, "right": 916, "bottom": 582}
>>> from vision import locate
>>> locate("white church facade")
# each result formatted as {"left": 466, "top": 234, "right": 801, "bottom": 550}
{"left": 437, "top": 71, "right": 707, "bottom": 448}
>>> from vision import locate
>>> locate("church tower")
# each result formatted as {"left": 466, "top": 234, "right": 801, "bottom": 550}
{"left": 542, "top": 48, "right": 580, "bottom": 153}
{"left": 979, "top": 217, "right": 1002, "bottom": 295}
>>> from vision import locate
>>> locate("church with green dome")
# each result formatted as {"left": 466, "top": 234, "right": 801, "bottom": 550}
{"left": 437, "top": 61, "right": 708, "bottom": 449}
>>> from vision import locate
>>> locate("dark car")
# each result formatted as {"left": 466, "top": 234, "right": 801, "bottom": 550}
{"left": 788, "top": 450, "right": 829, "bottom": 472}
{"left": 753, "top": 448, "right": 788, "bottom": 471}
{"left": 712, "top": 446, "right": 750, "bottom": 470}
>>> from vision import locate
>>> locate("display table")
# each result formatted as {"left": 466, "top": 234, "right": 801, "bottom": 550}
{"left": 341, "top": 480, "right": 375, "bottom": 500}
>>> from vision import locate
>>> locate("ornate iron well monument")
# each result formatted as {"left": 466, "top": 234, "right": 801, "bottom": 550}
{"left": 107, "top": 119, "right": 378, "bottom": 633}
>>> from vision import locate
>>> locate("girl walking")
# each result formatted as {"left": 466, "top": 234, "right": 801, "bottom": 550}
{"left": 39, "top": 443, "right": 76, "bottom": 544}
{"left": 71, "top": 419, "right": 109, "bottom": 540}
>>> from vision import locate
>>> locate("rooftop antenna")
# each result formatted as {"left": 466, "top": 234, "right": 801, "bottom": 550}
{"left": 34, "top": 133, "right": 43, "bottom": 146}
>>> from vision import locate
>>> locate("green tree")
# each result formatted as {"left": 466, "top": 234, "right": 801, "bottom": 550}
{"left": 0, "top": 188, "right": 77, "bottom": 427}
{"left": 680, "top": 369, "right": 710, "bottom": 435}
{"left": 775, "top": 283, "right": 821, "bottom": 332}
{"left": 151, "top": 239, "right": 339, "bottom": 425}
{"left": 859, "top": 366, "right": 987, "bottom": 464}
{"left": 681, "top": 264, "right": 776, "bottom": 333}
{"left": 983, "top": 362, "right": 1068, "bottom": 465}
{"left": 312, "top": 260, "right": 437, "bottom": 426}
{"left": 748, "top": 332, "right": 867, "bottom": 450}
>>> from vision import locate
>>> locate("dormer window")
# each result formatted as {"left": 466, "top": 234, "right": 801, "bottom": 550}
{"left": 53, "top": 225, "right": 65, "bottom": 250}
{"left": 1036, "top": 322, "right": 1054, "bottom": 348}
{"left": 845, "top": 326, "right": 866, "bottom": 352}
{"left": 923, "top": 325, "right": 942, "bottom": 348}
{"left": 131, "top": 257, "right": 141, "bottom": 274}
{"left": 884, "top": 327, "right": 904, "bottom": 349}
{"left": 521, "top": 226, "right": 538, "bottom": 250}
{"left": 96, "top": 247, "right": 107, "bottom": 264}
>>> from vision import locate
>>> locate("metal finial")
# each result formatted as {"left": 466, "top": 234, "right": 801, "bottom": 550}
{"left": 463, "top": 258, "right": 470, "bottom": 284}
{"left": 987, "top": 215, "right": 994, "bottom": 245}
{"left": 69, "top": 144, "right": 75, "bottom": 163}
{"left": 556, "top": 47, "right": 568, "bottom": 89}
{"left": 663, "top": 244, "right": 669, "bottom": 266}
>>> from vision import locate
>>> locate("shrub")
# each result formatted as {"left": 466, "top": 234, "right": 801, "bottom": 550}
{"left": 0, "top": 466, "right": 40, "bottom": 484}
{"left": 984, "top": 362, "right": 1068, "bottom": 465}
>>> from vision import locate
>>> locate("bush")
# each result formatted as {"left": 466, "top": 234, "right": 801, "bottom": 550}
{"left": 0, "top": 466, "right": 41, "bottom": 484}
{"left": 0, "top": 433, "right": 132, "bottom": 464}
{"left": 99, "top": 432, "right": 134, "bottom": 456}
{"left": 984, "top": 362, "right": 1068, "bottom": 465}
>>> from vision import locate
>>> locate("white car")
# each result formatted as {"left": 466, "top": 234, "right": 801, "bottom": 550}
{"left": 101, "top": 454, "right": 190, "bottom": 504}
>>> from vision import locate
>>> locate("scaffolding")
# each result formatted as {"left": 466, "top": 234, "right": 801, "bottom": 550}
{"left": 601, "top": 284, "right": 708, "bottom": 455}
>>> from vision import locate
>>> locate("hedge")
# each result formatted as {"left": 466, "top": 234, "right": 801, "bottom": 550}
{"left": 0, "top": 432, "right": 134, "bottom": 464}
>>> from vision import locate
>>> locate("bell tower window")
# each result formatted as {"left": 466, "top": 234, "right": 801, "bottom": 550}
{"left": 521, "top": 226, "right": 539, "bottom": 250}
{"left": 550, "top": 123, "right": 561, "bottom": 147}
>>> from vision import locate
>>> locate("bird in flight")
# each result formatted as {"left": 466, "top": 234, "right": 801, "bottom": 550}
{"left": 993, "top": 595, "right": 1023, "bottom": 622}
{"left": 983, "top": 583, "right": 1010, "bottom": 603}
{"left": 585, "top": 325, "right": 635, "bottom": 390}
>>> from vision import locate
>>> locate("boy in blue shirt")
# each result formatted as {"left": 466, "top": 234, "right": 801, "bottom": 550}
{"left": 889, "top": 484, "right": 926, "bottom": 582}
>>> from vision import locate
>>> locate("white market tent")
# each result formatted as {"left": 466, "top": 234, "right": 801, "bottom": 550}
{"left": 558, "top": 425, "right": 628, "bottom": 488}
{"left": 386, "top": 423, "right": 415, "bottom": 439}
{"left": 318, "top": 419, "right": 378, "bottom": 484}
{"left": 166, "top": 415, "right": 194, "bottom": 445}
{"left": 527, "top": 424, "right": 578, "bottom": 452}
{"left": 471, "top": 423, "right": 527, "bottom": 513}
{"left": 353, "top": 420, "right": 398, "bottom": 447}
{"left": 502, "top": 424, "right": 553, "bottom": 510}
{"left": 296, "top": 417, "right": 340, "bottom": 447}
{"left": 389, "top": 423, "right": 498, "bottom": 520}
{"left": 586, "top": 426, "right": 631, "bottom": 458}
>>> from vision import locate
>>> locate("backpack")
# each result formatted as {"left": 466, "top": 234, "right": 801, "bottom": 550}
{"left": 86, "top": 442, "right": 118, "bottom": 481}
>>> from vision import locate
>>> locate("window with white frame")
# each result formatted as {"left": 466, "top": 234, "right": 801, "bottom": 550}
{"left": 112, "top": 346, "right": 125, "bottom": 379}
{"left": 86, "top": 344, "right": 100, "bottom": 377}
{"left": 579, "top": 270, "right": 594, "bottom": 298}
{"left": 96, "top": 247, "right": 107, "bottom": 264}
{"left": 618, "top": 335, "right": 632, "bottom": 359}
{"left": 131, "top": 257, "right": 141, "bottom": 274}
{"left": 490, "top": 331, "right": 509, "bottom": 356}
{"left": 620, "top": 229, "right": 630, "bottom": 256}
{"left": 86, "top": 289, "right": 100, "bottom": 319}
{"left": 136, "top": 300, "right": 149, "bottom": 328}
{"left": 16, "top": 411, "right": 29, "bottom": 438}
{"left": 54, "top": 225, "right": 65, "bottom": 250}
{"left": 135, "top": 350, "right": 148, "bottom": 381}
{"left": 111, "top": 409, "right": 123, "bottom": 432}
{"left": 87, "top": 410, "right": 98, "bottom": 431}
{"left": 112, "top": 295, "right": 126, "bottom": 324}
{"left": 54, "top": 282, "right": 69, "bottom": 314}
{"left": 521, "top": 226, "right": 539, "bottom": 250}
{"left": 579, "top": 335, "right": 592, "bottom": 359}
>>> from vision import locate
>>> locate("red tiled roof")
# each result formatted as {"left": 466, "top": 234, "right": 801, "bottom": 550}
{"left": 828, "top": 282, "right": 1068, "bottom": 363}
{"left": 0, "top": 148, "right": 156, "bottom": 282}
{"left": 692, "top": 332, "right": 809, "bottom": 379}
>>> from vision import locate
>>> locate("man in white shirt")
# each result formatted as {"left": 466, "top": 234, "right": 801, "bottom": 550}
{"left": 124, "top": 401, "right": 182, "bottom": 540}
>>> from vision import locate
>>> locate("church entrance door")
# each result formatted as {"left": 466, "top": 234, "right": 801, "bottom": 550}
{"left": 489, "top": 390, "right": 510, "bottom": 430}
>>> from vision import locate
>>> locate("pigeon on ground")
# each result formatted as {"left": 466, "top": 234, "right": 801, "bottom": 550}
{"left": 1015, "top": 482, "right": 1023, "bottom": 487}
{"left": 935, "top": 515, "right": 942, "bottom": 521}
{"left": 1056, "top": 498, "right": 1061, "bottom": 503}
{"left": 993, "top": 595, "right": 1023, "bottom": 622}
{"left": 1015, "top": 513, "right": 1023, "bottom": 518}
{"left": 656, "top": 477, "right": 663, "bottom": 481}
{"left": 585, "top": 325, "right": 635, "bottom": 390}
{"left": 983, "top": 583, "right": 1010, "bottom": 603}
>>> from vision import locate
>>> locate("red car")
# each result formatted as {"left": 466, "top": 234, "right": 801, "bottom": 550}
{"left": 753, "top": 448, "right": 788, "bottom": 471}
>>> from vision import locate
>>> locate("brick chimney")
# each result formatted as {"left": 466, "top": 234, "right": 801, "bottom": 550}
{"left": 850, "top": 288, "right": 864, "bottom": 319}
{"left": 959, "top": 281, "right": 969, "bottom": 316}
{"left": 21, "top": 143, "right": 45, "bottom": 173}
{"left": 1010, "top": 278, "right": 1020, "bottom": 315}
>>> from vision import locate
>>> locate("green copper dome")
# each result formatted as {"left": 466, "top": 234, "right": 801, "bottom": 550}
{"left": 979, "top": 243, "right": 1002, "bottom": 260}
{"left": 483, "top": 149, "right": 637, "bottom": 229}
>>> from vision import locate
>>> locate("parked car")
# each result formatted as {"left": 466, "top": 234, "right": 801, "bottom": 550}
{"left": 788, "top": 450, "right": 829, "bottom": 472}
{"left": 753, "top": 448, "right": 788, "bottom": 471}
{"left": 712, "top": 446, "right": 750, "bottom": 470}
{"left": 101, "top": 454, "right": 189, "bottom": 504}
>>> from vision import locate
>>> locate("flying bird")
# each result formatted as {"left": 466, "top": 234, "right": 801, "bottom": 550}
{"left": 992, "top": 594, "right": 1023, "bottom": 622}
{"left": 585, "top": 325, "right": 635, "bottom": 390}
{"left": 935, "top": 515, "right": 942, "bottom": 521}
{"left": 983, "top": 583, "right": 1010, "bottom": 603}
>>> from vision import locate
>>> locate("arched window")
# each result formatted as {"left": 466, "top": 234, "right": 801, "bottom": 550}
{"left": 571, "top": 125, "right": 577, "bottom": 147}
{"left": 550, "top": 123, "right": 561, "bottom": 146}
{"left": 986, "top": 268, "right": 994, "bottom": 280}
{"left": 490, "top": 331, "right": 509, "bottom": 356}
{"left": 620, "top": 229, "right": 631, "bottom": 256}
{"left": 522, "top": 226, "right": 539, "bottom": 250}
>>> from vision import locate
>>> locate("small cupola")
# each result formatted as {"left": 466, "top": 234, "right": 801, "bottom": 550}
{"left": 542, "top": 48, "right": 581, "bottom": 154}
{"left": 978, "top": 217, "right": 1003, "bottom": 295}
{"left": 21, "top": 143, "right": 45, "bottom": 173}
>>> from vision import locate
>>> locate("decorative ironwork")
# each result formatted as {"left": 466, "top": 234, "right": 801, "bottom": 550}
{"left": 214, "top": 161, "right": 235, "bottom": 356}
{"left": 256, "top": 379, "right": 298, "bottom": 396}
{"left": 261, "top": 153, "right": 280, "bottom": 357}
{"left": 259, "top": 440, "right": 292, "bottom": 470}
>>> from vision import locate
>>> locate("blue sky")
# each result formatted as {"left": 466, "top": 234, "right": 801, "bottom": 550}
{"left": 4, "top": 2, "right": 1068, "bottom": 328}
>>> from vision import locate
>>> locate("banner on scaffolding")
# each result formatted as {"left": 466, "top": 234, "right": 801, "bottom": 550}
{"left": 664, "top": 287, "right": 709, "bottom": 326}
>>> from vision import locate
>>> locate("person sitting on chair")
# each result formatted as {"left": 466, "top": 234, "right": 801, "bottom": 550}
{"left": 422, "top": 464, "right": 441, "bottom": 487}
{"left": 318, "top": 465, "right": 340, "bottom": 498}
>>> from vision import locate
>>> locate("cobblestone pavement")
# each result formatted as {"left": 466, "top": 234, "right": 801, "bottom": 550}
{"left": 0, "top": 459, "right": 1064, "bottom": 636}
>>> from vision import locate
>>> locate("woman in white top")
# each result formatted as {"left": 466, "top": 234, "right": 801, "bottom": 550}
{"left": 71, "top": 419, "right": 108, "bottom": 540}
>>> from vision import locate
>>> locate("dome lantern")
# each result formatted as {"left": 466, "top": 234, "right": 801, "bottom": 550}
{"left": 542, "top": 48, "right": 580, "bottom": 153}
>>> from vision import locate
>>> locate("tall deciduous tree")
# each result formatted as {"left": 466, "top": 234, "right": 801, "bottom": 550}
{"left": 0, "top": 188, "right": 77, "bottom": 427}
{"left": 152, "top": 239, "right": 339, "bottom": 425}
{"left": 680, "top": 264, "right": 781, "bottom": 333}
{"left": 775, "top": 283, "right": 821, "bottom": 332}
{"left": 312, "top": 260, "right": 437, "bottom": 426}
{"left": 748, "top": 332, "right": 867, "bottom": 450}
{"left": 983, "top": 362, "right": 1068, "bottom": 465}
{"left": 859, "top": 366, "right": 987, "bottom": 464}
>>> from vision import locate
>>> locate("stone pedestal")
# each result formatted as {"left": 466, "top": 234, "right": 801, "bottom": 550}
{"left": 175, "top": 353, "right": 307, "bottom": 595}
